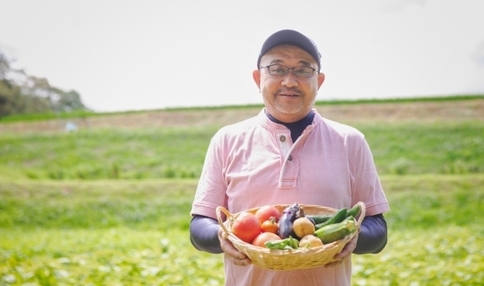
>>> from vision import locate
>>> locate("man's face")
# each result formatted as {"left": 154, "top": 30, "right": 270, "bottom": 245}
{"left": 253, "top": 44, "right": 325, "bottom": 123}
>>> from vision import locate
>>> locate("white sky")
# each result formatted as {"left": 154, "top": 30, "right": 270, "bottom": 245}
{"left": 1, "top": 0, "right": 483, "bottom": 112}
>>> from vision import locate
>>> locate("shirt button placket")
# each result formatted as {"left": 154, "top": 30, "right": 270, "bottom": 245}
{"left": 278, "top": 134, "right": 292, "bottom": 161}
{"left": 277, "top": 133, "right": 297, "bottom": 189}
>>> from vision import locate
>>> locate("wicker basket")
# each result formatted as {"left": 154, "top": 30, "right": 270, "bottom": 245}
{"left": 216, "top": 202, "right": 366, "bottom": 271}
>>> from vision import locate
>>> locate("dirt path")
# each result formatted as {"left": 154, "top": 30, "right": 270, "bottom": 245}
{"left": 315, "top": 99, "right": 484, "bottom": 124}
{"left": 1, "top": 98, "right": 483, "bottom": 133}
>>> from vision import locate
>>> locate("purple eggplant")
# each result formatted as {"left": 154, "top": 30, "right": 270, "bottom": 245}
{"left": 278, "top": 203, "right": 300, "bottom": 239}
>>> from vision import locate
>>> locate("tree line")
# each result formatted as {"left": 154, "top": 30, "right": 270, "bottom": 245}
{"left": 0, "top": 49, "right": 89, "bottom": 118}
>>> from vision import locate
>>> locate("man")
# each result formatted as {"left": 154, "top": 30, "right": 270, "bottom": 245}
{"left": 190, "top": 29, "right": 390, "bottom": 286}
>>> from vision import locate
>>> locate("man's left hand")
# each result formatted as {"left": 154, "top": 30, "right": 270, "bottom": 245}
{"left": 325, "top": 231, "right": 359, "bottom": 268}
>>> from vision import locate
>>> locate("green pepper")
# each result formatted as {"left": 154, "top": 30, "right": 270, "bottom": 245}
{"left": 264, "top": 236, "right": 299, "bottom": 250}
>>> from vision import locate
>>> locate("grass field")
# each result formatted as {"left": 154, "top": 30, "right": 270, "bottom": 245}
{"left": 1, "top": 177, "right": 483, "bottom": 285}
{"left": 1, "top": 97, "right": 483, "bottom": 285}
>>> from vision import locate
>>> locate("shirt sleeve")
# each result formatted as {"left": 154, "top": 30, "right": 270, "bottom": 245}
{"left": 190, "top": 130, "right": 228, "bottom": 219}
{"left": 351, "top": 135, "right": 390, "bottom": 216}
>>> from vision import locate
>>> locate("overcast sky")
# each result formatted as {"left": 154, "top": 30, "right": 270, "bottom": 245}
{"left": 1, "top": 0, "right": 483, "bottom": 112}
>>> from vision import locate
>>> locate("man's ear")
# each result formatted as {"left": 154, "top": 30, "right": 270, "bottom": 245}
{"left": 252, "top": 69, "right": 261, "bottom": 89}
{"left": 317, "top": 72, "right": 325, "bottom": 88}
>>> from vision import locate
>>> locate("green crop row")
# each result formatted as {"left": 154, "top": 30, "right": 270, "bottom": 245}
{"left": 1, "top": 121, "right": 483, "bottom": 181}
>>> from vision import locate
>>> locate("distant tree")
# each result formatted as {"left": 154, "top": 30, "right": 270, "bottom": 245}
{"left": 52, "top": 88, "right": 85, "bottom": 112}
{"left": 0, "top": 48, "right": 90, "bottom": 118}
{"left": 0, "top": 51, "right": 18, "bottom": 117}
{"left": 0, "top": 51, "right": 9, "bottom": 79}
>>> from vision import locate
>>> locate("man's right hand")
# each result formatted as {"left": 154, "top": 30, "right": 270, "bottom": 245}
{"left": 218, "top": 227, "right": 252, "bottom": 266}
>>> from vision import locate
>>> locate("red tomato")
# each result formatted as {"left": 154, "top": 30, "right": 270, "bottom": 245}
{"left": 252, "top": 232, "right": 281, "bottom": 248}
{"left": 255, "top": 205, "right": 281, "bottom": 225}
{"left": 261, "top": 217, "right": 279, "bottom": 234}
{"left": 231, "top": 212, "right": 261, "bottom": 243}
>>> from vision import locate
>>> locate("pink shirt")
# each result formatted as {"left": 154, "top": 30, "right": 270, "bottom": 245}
{"left": 191, "top": 109, "right": 390, "bottom": 286}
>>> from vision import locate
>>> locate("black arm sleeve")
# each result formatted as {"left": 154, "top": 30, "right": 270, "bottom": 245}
{"left": 190, "top": 213, "right": 387, "bottom": 255}
{"left": 353, "top": 214, "right": 388, "bottom": 254}
{"left": 189, "top": 215, "right": 223, "bottom": 254}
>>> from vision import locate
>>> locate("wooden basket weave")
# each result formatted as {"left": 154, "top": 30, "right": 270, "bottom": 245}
{"left": 216, "top": 202, "right": 365, "bottom": 271}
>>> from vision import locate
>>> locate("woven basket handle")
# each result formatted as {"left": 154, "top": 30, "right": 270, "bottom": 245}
{"left": 354, "top": 201, "right": 366, "bottom": 227}
{"left": 216, "top": 206, "right": 234, "bottom": 236}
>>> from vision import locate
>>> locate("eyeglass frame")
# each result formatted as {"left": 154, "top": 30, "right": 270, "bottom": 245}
{"left": 259, "top": 64, "right": 318, "bottom": 78}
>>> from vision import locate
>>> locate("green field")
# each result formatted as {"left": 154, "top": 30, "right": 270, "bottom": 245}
{"left": 1, "top": 121, "right": 482, "bottom": 180}
{"left": 1, "top": 97, "right": 484, "bottom": 285}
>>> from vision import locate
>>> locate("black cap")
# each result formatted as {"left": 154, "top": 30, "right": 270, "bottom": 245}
{"left": 257, "top": 29, "right": 321, "bottom": 71}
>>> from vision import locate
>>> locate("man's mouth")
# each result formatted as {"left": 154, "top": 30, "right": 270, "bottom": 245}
{"left": 277, "top": 89, "right": 302, "bottom": 98}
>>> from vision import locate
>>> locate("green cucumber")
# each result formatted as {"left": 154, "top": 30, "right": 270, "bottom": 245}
{"left": 315, "top": 207, "right": 347, "bottom": 229}
{"left": 306, "top": 214, "right": 333, "bottom": 224}
{"left": 314, "top": 217, "right": 356, "bottom": 244}
{"left": 346, "top": 204, "right": 361, "bottom": 219}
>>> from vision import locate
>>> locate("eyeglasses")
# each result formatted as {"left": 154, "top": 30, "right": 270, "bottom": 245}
{"left": 260, "top": 64, "right": 316, "bottom": 78}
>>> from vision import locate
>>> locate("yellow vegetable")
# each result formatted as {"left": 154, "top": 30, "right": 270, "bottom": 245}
{"left": 299, "top": 235, "right": 323, "bottom": 248}
{"left": 292, "top": 217, "right": 315, "bottom": 238}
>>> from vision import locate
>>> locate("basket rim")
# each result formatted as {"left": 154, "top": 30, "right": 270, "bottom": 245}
{"left": 216, "top": 202, "right": 366, "bottom": 253}
{"left": 216, "top": 202, "right": 366, "bottom": 270}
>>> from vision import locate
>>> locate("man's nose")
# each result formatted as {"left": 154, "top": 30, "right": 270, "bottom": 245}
{"left": 281, "top": 72, "right": 298, "bottom": 88}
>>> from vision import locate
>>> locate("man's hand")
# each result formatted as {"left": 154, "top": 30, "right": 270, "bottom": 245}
{"left": 218, "top": 227, "right": 252, "bottom": 266}
{"left": 325, "top": 231, "right": 359, "bottom": 268}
